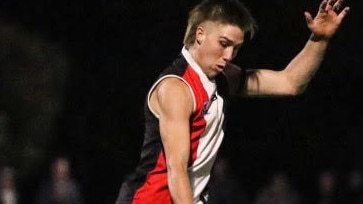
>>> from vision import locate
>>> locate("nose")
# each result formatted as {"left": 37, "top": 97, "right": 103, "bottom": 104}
{"left": 223, "top": 47, "right": 235, "bottom": 62}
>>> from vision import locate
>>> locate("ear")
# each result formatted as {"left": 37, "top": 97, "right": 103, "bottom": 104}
{"left": 196, "top": 25, "right": 206, "bottom": 45}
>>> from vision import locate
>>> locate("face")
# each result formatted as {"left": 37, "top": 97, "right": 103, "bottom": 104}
{"left": 193, "top": 21, "right": 244, "bottom": 78}
{"left": 52, "top": 158, "right": 70, "bottom": 180}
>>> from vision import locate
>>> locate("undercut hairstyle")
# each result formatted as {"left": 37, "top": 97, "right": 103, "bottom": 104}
{"left": 183, "top": 0, "right": 258, "bottom": 48}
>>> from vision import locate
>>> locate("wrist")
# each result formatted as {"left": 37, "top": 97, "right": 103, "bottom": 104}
{"left": 309, "top": 33, "right": 330, "bottom": 42}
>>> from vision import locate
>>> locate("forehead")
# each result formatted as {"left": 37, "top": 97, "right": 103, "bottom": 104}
{"left": 203, "top": 21, "right": 244, "bottom": 44}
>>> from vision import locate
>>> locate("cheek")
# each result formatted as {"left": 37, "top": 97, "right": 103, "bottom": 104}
{"left": 203, "top": 43, "right": 223, "bottom": 60}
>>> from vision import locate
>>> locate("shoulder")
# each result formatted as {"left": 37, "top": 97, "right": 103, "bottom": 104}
{"left": 149, "top": 76, "right": 194, "bottom": 117}
{"left": 154, "top": 77, "right": 194, "bottom": 117}
{"left": 155, "top": 77, "right": 192, "bottom": 102}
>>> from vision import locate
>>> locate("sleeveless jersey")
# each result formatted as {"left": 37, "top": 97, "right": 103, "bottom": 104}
{"left": 116, "top": 47, "right": 245, "bottom": 204}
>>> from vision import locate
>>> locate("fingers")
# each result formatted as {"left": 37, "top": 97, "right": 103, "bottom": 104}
{"left": 337, "top": 6, "right": 350, "bottom": 21}
{"left": 326, "top": 0, "right": 347, "bottom": 13}
{"left": 332, "top": 0, "right": 343, "bottom": 12}
{"left": 322, "top": 0, "right": 339, "bottom": 12}
{"left": 319, "top": 0, "right": 329, "bottom": 12}
{"left": 328, "top": 0, "right": 350, "bottom": 22}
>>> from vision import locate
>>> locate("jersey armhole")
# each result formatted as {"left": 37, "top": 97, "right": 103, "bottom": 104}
{"left": 147, "top": 75, "right": 196, "bottom": 118}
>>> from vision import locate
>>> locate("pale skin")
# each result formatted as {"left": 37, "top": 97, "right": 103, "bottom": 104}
{"left": 149, "top": 0, "right": 350, "bottom": 203}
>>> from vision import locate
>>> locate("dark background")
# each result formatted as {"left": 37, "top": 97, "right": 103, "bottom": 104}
{"left": 0, "top": 0, "right": 362, "bottom": 203}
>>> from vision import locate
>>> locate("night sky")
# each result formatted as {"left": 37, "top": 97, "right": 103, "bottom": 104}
{"left": 1, "top": 0, "right": 362, "bottom": 203}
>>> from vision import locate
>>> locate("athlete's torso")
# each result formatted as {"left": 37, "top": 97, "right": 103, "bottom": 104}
{"left": 116, "top": 48, "right": 244, "bottom": 204}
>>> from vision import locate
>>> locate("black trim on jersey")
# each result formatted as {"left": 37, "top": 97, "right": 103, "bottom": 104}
{"left": 115, "top": 54, "right": 246, "bottom": 204}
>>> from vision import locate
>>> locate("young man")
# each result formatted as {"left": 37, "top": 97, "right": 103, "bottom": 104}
{"left": 115, "top": 0, "right": 350, "bottom": 203}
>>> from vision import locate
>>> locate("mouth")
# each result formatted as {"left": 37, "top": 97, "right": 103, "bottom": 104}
{"left": 216, "top": 65, "right": 225, "bottom": 72}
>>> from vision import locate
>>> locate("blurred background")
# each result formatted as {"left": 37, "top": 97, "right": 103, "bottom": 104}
{"left": 0, "top": 0, "right": 362, "bottom": 203}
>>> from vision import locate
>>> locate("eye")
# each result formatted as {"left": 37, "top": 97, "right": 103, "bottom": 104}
{"left": 219, "top": 41, "right": 229, "bottom": 48}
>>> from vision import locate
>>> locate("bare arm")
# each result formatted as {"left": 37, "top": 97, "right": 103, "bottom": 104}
{"left": 150, "top": 77, "right": 194, "bottom": 204}
{"left": 245, "top": 0, "right": 350, "bottom": 96}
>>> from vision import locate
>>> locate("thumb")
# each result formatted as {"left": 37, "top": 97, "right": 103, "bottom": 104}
{"left": 304, "top": 11, "right": 313, "bottom": 26}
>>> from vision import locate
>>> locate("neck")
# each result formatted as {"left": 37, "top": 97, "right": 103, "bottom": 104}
{"left": 184, "top": 44, "right": 218, "bottom": 79}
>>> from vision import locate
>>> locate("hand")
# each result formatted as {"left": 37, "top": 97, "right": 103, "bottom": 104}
{"left": 304, "top": 0, "right": 350, "bottom": 41}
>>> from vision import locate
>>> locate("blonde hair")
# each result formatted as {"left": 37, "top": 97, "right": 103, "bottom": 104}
{"left": 183, "top": 0, "right": 258, "bottom": 48}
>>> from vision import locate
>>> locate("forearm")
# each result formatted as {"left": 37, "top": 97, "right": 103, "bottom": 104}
{"left": 284, "top": 34, "right": 329, "bottom": 94}
{"left": 167, "top": 167, "right": 193, "bottom": 204}
{"left": 285, "top": 0, "right": 350, "bottom": 94}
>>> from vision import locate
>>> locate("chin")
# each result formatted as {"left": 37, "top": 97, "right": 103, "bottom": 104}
{"left": 207, "top": 72, "right": 219, "bottom": 79}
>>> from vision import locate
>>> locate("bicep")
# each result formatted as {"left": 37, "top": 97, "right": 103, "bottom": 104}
{"left": 155, "top": 78, "right": 194, "bottom": 169}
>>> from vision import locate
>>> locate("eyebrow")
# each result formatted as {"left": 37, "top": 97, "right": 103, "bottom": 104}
{"left": 219, "top": 36, "right": 243, "bottom": 47}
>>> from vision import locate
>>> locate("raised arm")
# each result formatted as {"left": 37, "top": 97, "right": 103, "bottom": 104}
{"left": 245, "top": 0, "right": 350, "bottom": 96}
{"left": 149, "top": 77, "right": 194, "bottom": 204}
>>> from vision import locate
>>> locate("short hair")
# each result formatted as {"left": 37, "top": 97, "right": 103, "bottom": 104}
{"left": 183, "top": 0, "right": 258, "bottom": 48}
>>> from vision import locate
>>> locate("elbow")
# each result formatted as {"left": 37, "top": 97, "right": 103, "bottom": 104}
{"left": 166, "top": 159, "right": 188, "bottom": 176}
{"left": 293, "top": 84, "right": 310, "bottom": 96}
{"left": 295, "top": 88, "right": 307, "bottom": 96}
{"left": 280, "top": 85, "right": 307, "bottom": 96}
{"left": 284, "top": 79, "right": 308, "bottom": 96}
{"left": 280, "top": 84, "right": 300, "bottom": 96}
{"left": 289, "top": 87, "right": 302, "bottom": 96}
